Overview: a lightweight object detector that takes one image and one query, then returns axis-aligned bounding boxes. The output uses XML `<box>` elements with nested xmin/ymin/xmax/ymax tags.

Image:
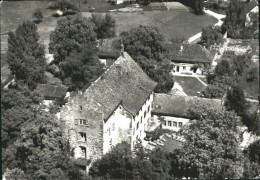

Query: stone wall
<box><xmin>60</xmin><ymin>95</ymin><xmax>103</xmax><ymax>163</ymax></box>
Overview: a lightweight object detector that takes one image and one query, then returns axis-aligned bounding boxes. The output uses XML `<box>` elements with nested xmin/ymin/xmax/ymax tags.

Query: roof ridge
<box><xmin>83</xmin><ymin>54</ymin><xmax>125</xmax><ymax>93</ymax></box>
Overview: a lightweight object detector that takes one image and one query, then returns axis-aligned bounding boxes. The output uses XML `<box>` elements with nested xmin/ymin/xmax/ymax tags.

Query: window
<box><xmin>183</xmin><ymin>66</ymin><xmax>186</xmax><ymax>70</ymax></box>
<box><xmin>75</xmin><ymin>119</ymin><xmax>89</xmax><ymax>127</ymax></box>
<box><xmin>109</xmin><ymin>138</ymin><xmax>112</xmax><ymax>146</ymax></box>
<box><xmin>179</xmin><ymin>122</ymin><xmax>183</xmax><ymax>127</ymax></box>
<box><xmin>173</xmin><ymin>122</ymin><xmax>177</xmax><ymax>127</ymax></box>
<box><xmin>79</xmin><ymin>146</ymin><xmax>86</xmax><ymax>158</ymax></box>
<box><xmin>148</xmin><ymin>105</ymin><xmax>150</xmax><ymax>112</ymax></box>
<box><xmin>141</xmin><ymin>117</ymin><xmax>143</xmax><ymax>124</ymax></box>
<box><xmin>144</xmin><ymin>111</ymin><xmax>147</xmax><ymax>118</ymax></box>
<box><xmin>168</xmin><ymin>121</ymin><xmax>172</xmax><ymax>126</ymax></box>
<box><xmin>163</xmin><ymin>120</ymin><xmax>166</xmax><ymax>126</ymax></box>
<box><xmin>78</xmin><ymin>132</ymin><xmax>86</xmax><ymax>142</ymax></box>
<box><xmin>80</xmin><ymin>105</ymin><xmax>83</xmax><ymax>110</ymax></box>
<box><xmin>137</xmin><ymin>122</ymin><xmax>139</xmax><ymax>130</ymax></box>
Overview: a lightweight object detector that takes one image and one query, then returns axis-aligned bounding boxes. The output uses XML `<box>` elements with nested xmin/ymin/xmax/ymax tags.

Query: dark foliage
<box><xmin>49</xmin><ymin>15</ymin><xmax>97</xmax><ymax>65</ymax></box>
<box><xmin>120</xmin><ymin>25</ymin><xmax>174</xmax><ymax>93</ymax></box>
<box><xmin>90</xmin><ymin>13</ymin><xmax>116</xmax><ymax>39</ymax></box>
<box><xmin>7</xmin><ymin>21</ymin><xmax>47</xmax><ymax>89</ymax></box>
<box><xmin>60</xmin><ymin>45</ymin><xmax>105</xmax><ymax>90</ymax></box>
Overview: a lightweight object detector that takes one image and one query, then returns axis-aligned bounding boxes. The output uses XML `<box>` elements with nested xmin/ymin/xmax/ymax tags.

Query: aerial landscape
<box><xmin>1</xmin><ymin>0</ymin><xmax>259</xmax><ymax>179</ymax></box>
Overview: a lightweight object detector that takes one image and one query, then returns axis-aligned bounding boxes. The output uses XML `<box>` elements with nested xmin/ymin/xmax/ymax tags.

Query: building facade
<box><xmin>152</xmin><ymin>93</ymin><xmax>222</xmax><ymax>131</ymax></box>
<box><xmin>60</xmin><ymin>52</ymin><xmax>157</xmax><ymax>170</ymax></box>
<box><xmin>164</xmin><ymin>43</ymin><xmax>214</xmax><ymax>75</ymax></box>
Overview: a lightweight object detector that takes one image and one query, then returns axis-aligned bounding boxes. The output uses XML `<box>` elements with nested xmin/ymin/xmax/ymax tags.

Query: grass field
<box><xmin>1</xmin><ymin>1</ymin><xmax>60</xmax><ymax>54</ymax></box>
<box><xmin>111</xmin><ymin>10</ymin><xmax>217</xmax><ymax>40</ymax></box>
<box><xmin>172</xmin><ymin>76</ymin><xmax>207</xmax><ymax>96</ymax></box>
<box><xmin>1</xmin><ymin>1</ymin><xmax>217</xmax><ymax>55</ymax></box>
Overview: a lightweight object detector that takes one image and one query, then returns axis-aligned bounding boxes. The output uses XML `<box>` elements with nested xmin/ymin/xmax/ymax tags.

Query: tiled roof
<box><xmin>245</xmin><ymin>0</ymin><xmax>258</xmax><ymax>13</ymax></box>
<box><xmin>97</xmin><ymin>37</ymin><xmax>121</xmax><ymax>59</ymax></box>
<box><xmin>152</xmin><ymin>93</ymin><xmax>222</xmax><ymax>118</ymax></box>
<box><xmin>164</xmin><ymin>42</ymin><xmax>213</xmax><ymax>63</ymax></box>
<box><xmin>36</xmin><ymin>84</ymin><xmax>68</xmax><ymax>100</ymax></box>
<box><xmin>73</xmin><ymin>52</ymin><xmax>157</xmax><ymax>122</ymax></box>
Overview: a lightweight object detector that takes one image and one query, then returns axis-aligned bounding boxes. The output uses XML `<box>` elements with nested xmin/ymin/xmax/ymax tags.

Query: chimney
<box><xmin>121</xmin><ymin>38</ymin><xmax>124</xmax><ymax>57</ymax></box>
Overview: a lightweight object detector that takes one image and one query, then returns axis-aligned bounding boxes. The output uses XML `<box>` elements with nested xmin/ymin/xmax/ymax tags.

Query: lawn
<box><xmin>1</xmin><ymin>1</ymin><xmax>60</xmax><ymax>55</ymax></box>
<box><xmin>172</xmin><ymin>75</ymin><xmax>207</xmax><ymax>96</ymax></box>
<box><xmin>111</xmin><ymin>9</ymin><xmax>217</xmax><ymax>40</ymax></box>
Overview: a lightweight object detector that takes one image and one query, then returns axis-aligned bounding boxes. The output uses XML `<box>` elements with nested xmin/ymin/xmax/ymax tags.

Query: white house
<box><xmin>164</xmin><ymin>43</ymin><xmax>214</xmax><ymax>75</ymax></box>
<box><xmin>60</xmin><ymin>52</ymin><xmax>157</xmax><ymax>171</ymax></box>
<box><xmin>151</xmin><ymin>94</ymin><xmax>222</xmax><ymax>131</ymax></box>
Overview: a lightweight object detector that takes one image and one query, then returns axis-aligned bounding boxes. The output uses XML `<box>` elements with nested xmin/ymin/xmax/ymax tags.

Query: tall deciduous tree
<box><xmin>60</xmin><ymin>45</ymin><xmax>104</xmax><ymax>90</ymax></box>
<box><xmin>49</xmin><ymin>15</ymin><xmax>97</xmax><ymax>65</ymax></box>
<box><xmin>7</xmin><ymin>21</ymin><xmax>46</xmax><ymax>89</ymax></box>
<box><xmin>178</xmin><ymin>100</ymin><xmax>245</xmax><ymax>179</ymax></box>
<box><xmin>120</xmin><ymin>26</ymin><xmax>174</xmax><ymax>93</ymax></box>
<box><xmin>90</xmin><ymin>13</ymin><xmax>116</xmax><ymax>39</ymax></box>
<box><xmin>201</xmin><ymin>26</ymin><xmax>223</xmax><ymax>48</ymax></box>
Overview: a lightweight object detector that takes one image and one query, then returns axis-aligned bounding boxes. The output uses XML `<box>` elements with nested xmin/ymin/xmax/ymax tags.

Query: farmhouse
<box><xmin>151</xmin><ymin>93</ymin><xmax>222</xmax><ymax>131</ymax></box>
<box><xmin>36</xmin><ymin>84</ymin><xmax>68</xmax><ymax>106</ymax></box>
<box><xmin>60</xmin><ymin>51</ymin><xmax>157</xmax><ymax>170</ymax></box>
<box><xmin>97</xmin><ymin>37</ymin><xmax>121</xmax><ymax>66</ymax></box>
<box><xmin>164</xmin><ymin>43</ymin><xmax>214</xmax><ymax>75</ymax></box>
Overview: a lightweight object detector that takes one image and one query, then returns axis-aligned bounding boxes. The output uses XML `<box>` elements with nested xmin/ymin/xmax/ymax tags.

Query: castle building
<box><xmin>60</xmin><ymin>52</ymin><xmax>157</xmax><ymax>170</ymax></box>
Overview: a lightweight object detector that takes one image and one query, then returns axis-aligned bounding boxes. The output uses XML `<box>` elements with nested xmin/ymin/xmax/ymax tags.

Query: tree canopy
<box><xmin>120</xmin><ymin>25</ymin><xmax>174</xmax><ymax>93</ymax></box>
<box><xmin>221</xmin><ymin>0</ymin><xmax>258</xmax><ymax>39</ymax></box>
<box><xmin>90</xmin><ymin>13</ymin><xmax>116</xmax><ymax>39</ymax></box>
<box><xmin>201</xmin><ymin>26</ymin><xmax>223</xmax><ymax>48</ymax></box>
<box><xmin>7</xmin><ymin>20</ymin><xmax>46</xmax><ymax>89</ymax></box>
<box><xmin>2</xmin><ymin>84</ymin><xmax>84</xmax><ymax>180</ymax></box>
<box><xmin>49</xmin><ymin>15</ymin><xmax>97</xmax><ymax>64</ymax></box>
<box><xmin>177</xmin><ymin>100</ymin><xmax>245</xmax><ymax>179</ymax></box>
<box><xmin>60</xmin><ymin>45</ymin><xmax>104</xmax><ymax>90</ymax></box>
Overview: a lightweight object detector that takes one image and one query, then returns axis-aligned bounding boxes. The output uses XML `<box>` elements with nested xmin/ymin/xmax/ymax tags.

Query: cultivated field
<box><xmin>1</xmin><ymin>1</ymin><xmax>217</xmax><ymax>55</ymax></box>
<box><xmin>110</xmin><ymin>10</ymin><xmax>216</xmax><ymax>40</ymax></box>
<box><xmin>1</xmin><ymin>1</ymin><xmax>59</xmax><ymax>55</ymax></box>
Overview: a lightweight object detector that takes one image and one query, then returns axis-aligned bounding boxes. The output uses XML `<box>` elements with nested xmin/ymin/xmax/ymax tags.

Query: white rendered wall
<box><xmin>103</xmin><ymin>105</ymin><xmax>132</xmax><ymax>154</ymax></box>
<box><xmin>153</xmin><ymin>115</ymin><xmax>189</xmax><ymax>132</ymax></box>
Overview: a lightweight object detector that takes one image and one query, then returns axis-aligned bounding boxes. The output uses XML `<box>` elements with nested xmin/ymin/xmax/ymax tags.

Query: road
<box><xmin>188</xmin><ymin>9</ymin><xmax>226</xmax><ymax>43</ymax></box>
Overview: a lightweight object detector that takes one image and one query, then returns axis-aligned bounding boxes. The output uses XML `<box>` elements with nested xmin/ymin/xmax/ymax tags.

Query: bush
<box><xmin>63</xmin><ymin>10</ymin><xmax>78</xmax><ymax>16</ymax></box>
<box><xmin>48</xmin><ymin>1</ymin><xmax>78</xmax><ymax>11</ymax></box>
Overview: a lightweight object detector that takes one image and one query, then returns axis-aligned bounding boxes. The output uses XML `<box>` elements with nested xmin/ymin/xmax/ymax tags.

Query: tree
<box><xmin>49</xmin><ymin>15</ymin><xmax>97</xmax><ymax>65</ymax></box>
<box><xmin>201</xmin><ymin>26</ymin><xmax>223</xmax><ymax>48</ymax></box>
<box><xmin>90</xmin><ymin>13</ymin><xmax>116</xmax><ymax>39</ymax></box>
<box><xmin>247</xmin><ymin>140</ymin><xmax>260</xmax><ymax>165</ymax></box>
<box><xmin>225</xmin><ymin>84</ymin><xmax>248</xmax><ymax>117</ymax></box>
<box><xmin>32</xmin><ymin>8</ymin><xmax>43</xmax><ymax>24</ymax></box>
<box><xmin>1</xmin><ymin>84</ymin><xmax>43</xmax><ymax>149</ymax></box>
<box><xmin>7</xmin><ymin>21</ymin><xmax>46</xmax><ymax>89</ymax></box>
<box><xmin>177</xmin><ymin>100</ymin><xmax>245</xmax><ymax>179</ymax></box>
<box><xmin>120</xmin><ymin>26</ymin><xmax>174</xmax><ymax>93</ymax></box>
<box><xmin>60</xmin><ymin>45</ymin><xmax>104</xmax><ymax>90</ymax></box>
<box><xmin>193</xmin><ymin>0</ymin><xmax>204</xmax><ymax>15</ymax></box>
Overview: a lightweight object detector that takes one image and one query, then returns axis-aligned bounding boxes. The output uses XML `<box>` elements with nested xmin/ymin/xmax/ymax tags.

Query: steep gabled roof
<box><xmin>164</xmin><ymin>42</ymin><xmax>213</xmax><ymax>63</ymax></box>
<box><xmin>77</xmin><ymin>52</ymin><xmax>157</xmax><ymax>122</ymax></box>
<box><xmin>152</xmin><ymin>93</ymin><xmax>222</xmax><ymax>118</ymax></box>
